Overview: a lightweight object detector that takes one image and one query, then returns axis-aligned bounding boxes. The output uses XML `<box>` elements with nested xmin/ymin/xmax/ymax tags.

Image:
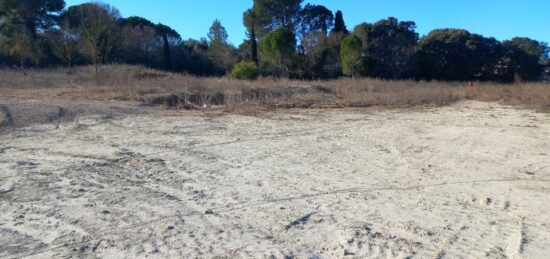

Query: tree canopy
<box><xmin>0</xmin><ymin>0</ymin><xmax>65</xmax><ymax>36</ymax></box>
<box><xmin>0</xmin><ymin>0</ymin><xmax>548</xmax><ymax>82</ymax></box>
<box><xmin>259</xmin><ymin>27</ymin><xmax>296</xmax><ymax>76</ymax></box>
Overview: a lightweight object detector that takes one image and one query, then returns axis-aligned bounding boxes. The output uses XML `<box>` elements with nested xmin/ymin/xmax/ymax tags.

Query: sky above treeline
<box><xmin>65</xmin><ymin>0</ymin><xmax>550</xmax><ymax>45</ymax></box>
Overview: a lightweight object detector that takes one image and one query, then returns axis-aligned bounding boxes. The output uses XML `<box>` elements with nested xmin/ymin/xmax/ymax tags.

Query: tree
<box><xmin>176</xmin><ymin>38</ymin><xmax>219</xmax><ymax>76</ymax></box>
<box><xmin>251</xmin><ymin>0</ymin><xmax>303</xmax><ymax>34</ymax></box>
<box><xmin>208</xmin><ymin>19</ymin><xmax>228</xmax><ymax>44</ymax></box>
<box><xmin>419</xmin><ymin>29</ymin><xmax>505</xmax><ymax>81</ymax></box>
<box><xmin>62</xmin><ymin>3</ymin><xmax>121</xmax><ymax>71</ymax></box>
<box><xmin>117</xmin><ymin>17</ymin><xmax>180</xmax><ymax>70</ymax></box>
<box><xmin>118</xmin><ymin>16</ymin><xmax>161</xmax><ymax>67</ymax></box>
<box><xmin>293</xmin><ymin>4</ymin><xmax>334</xmax><ymax>78</ymax></box>
<box><xmin>48</xmin><ymin>20</ymin><xmax>79</xmax><ymax>72</ymax></box>
<box><xmin>207</xmin><ymin>20</ymin><xmax>238</xmax><ymax>73</ymax></box>
<box><xmin>8</xmin><ymin>25</ymin><xmax>33</xmax><ymax>70</ymax></box>
<box><xmin>500</xmin><ymin>38</ymin><xmax>549</xmax><ymax>81</ymax></box>
<box><xmin>340</xmin><ymin>34</ymin><xmax>373</xmax><ymax>77</ymax></box>
<box><xmin>298</xmin><ymin>4</ymin><xmax>334</xmax><ymax>38</ymax></box>
<box><xmin>0</xmin><ymin>0</ymin><xmax>65</xmax><ymax>67</ymax></box>
<box><xmin>156</xmin><ymin>23</ymin><xmax>181</xmax><ymax>70</ymax></box>
<box><xmin>243</xmin><ymin>9</ymin><xmax>259</xmax><ymax>65</ymax></box>
<box><xmin>0</xmin><ymin>0</ymin><xmax>65</xmax><ymax>39</ymax></box>
<box><xmin>258</xmin><ymin>27</ymin><xmax>296</xmax><ymax>77</ymax></box>
<box><xmin>331</xmin><ymin>10</ymin><xmax>348</xmax><ymax>34</ymax></box>
<box><xmin>466</xmin><ymin>34</ymin><xmax>503</xmax><ymax>81</ymax></box>
<box><xmin>357</xmin><ymin>17</ymin><xmax>419</xmax><ymax>79</ymax></box>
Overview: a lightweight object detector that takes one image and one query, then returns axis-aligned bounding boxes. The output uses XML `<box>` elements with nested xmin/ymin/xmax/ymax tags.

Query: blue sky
<box><xmin>65</xmin><ymin>0</ymin><xmax>549</xmax><ymax>45</ymax></box>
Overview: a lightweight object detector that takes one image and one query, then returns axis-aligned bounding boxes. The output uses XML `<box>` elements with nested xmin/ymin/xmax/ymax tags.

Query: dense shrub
<box><xmin>230</xmin><ymin>61</ymin><xmax>260</xmax><ymax>80</ymax></box>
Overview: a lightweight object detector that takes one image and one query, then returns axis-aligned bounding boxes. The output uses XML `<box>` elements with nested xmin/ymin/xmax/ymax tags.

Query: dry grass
<box><xmin>1</xmin><ymin>65</ymin><xmax>549</xmax><ymax>112</ymax></box>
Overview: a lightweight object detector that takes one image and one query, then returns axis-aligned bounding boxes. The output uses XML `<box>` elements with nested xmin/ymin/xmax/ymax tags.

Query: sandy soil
<box><xmin>1</xmin><ymin>101</ymin><xmax>549</xmax><ymax>258</ymax></box>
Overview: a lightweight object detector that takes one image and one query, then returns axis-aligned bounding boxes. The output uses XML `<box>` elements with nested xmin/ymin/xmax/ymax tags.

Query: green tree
<box><xmin>207</xmin><ymin>19</ymin><xmax>238</xmax><ymax>73</ymax></box>
<box><xmin>340</xmin><ymin>35</ymin><xmax>362</xmax><ymax>77</ymax></box>
<box><xmin>9</xmin><ymin>25</ymin><xmax>33</xmax><ymax>70</ymax></box>
<box><xmin>0</xmin><ymin>0</ymin><xmax>65</xmax><ymax>38</ymax></box>
<box><xmin>298</xmin><ymin>4</ymin><xmax>334</xmax><ymax>38</ymax></box>
<box><xmin>0</xmin><ymin>0</ymin><xmax>65</xmax><ymax>67</ymax></box>
<box><xmin>258</xmin><ymin>27</ymin><xmax>296</xmax><ymax>77</ymax></box>
<box><xmin>62</xmin><ymin>3</ymin><xmax>121</xmax><ymax>71</ymax></box>
<box><xmin>357</xmin><ymin>17</ymin><xmax>419</xmax><ymax>79</ymax></box>
<box><xmin>47</xmin><ymin>20</ymin><xmax>79</xmax><ymax>72</ymax></box>
<box><xmin>156</xmin><ymin>23</ymin><xmax>181</xmax><ymax>70</ymax></box>
<box><xmin>419</xmin><ymin>29</ymin><xmax>504</xmax><ymax>81</ymax></box>
<box><xmin>295</xmin><ymin>4</ymin><xmax>334</xmax><ymax>78</ymax></box>
<box><xmin>500</xmin><ymin>38</ymin><xmax>549</xmax><ymax>81</ymax></box>
<box><xmin>251</xmin><ymin>0</ymin><xmax>303</xmax><ymax>33</ymax></box>
<box><xmin>118</xmin><ymin>16</ymin><xmax>159</xmax><ymax>66</ymax></box>
<box><xmin>243</xmin><ymin>9</ymin><xmax>259</xmax><ymax>65</ymax></box>
<box><xmin>117</xmin><ymin>17</ymin><xmax>180</xmax><ymax>70</ymax></box>
<box><xmin>331</xmin><ymin>10</ymin><xmax>348</xmax><ymax>34</ymax></box>
<box><xmin>208</xmin><ymin>19</ymin><xmax>228</xmax><ymax>44</ymax></box>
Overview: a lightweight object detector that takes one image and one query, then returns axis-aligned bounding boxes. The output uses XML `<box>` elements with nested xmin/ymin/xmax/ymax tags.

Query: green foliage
<box><xmin>340</xmin><ymin>35</ymin><xmax>362</xmax><ymax>76</ymax></box>
<box><xmin>252</xmin><ymin>0</ymin><xmax>303</xmax><ymax>33</ymax></box>
<box><xmin>0</xmin><ymin>0</ymin><xmax>547</xmax><ymax>82</ymax></box>
<box><xmin>207</xmin><ymin>20</ymin><xmax>238</xmax><ymax>73</ymax></box>
<box><xmin>259</xmin><ymin>27</ymin><xmax>296</xmax><ymax>77</ymax></box>
<box><xmin>0</xmin><ymin>0</ymin><xmax>65</xmax><ymax>36</ymax></box>
<box><xmin>8</xmin><ymin>26</ymin><xmax>34</xmax><ymax>67</ymax></box>
<box><xmin>353</xmin><ymin>17</ymin><xmax>418</xmax><ymax>79</ymax></box>
<box><xmin>419</xmin><ymin>29</ymin><xmax>508</xmax><ymax>81</ymax></box>
<box><xmin>243</xmin><ymin>9</ymin><xmax>259</xmax><ymax>64</ymax></box>
<box><xmin>208</xmin><ymin>19</ymin><xmax>228</xmax><ymax>44</ymax></box>
<box><xmin>419</xmin><ymin>29</ymin><xmax>473</xmax><ymax>81</ymax></box>
<box><xmin>331</xmin><ymin>10</ymin><xmax>348</xmax><ymax>34</ymax></box>
<box><xmin>500</xmin><ymin>38</ymin><xmax>549</xmax><ymax>81</ymax></box>
<box><xmin>62</xmin><ymin>3</ymin><xmax>121</xmax><ymax>69</ymax></box>
<box><xmin>298</xmin><ymin>4</ymin><xmax>334</xmax><ymax>36</ymax></box>
<box><xmin>230</xmin><ymin>61</ymin><xmax>260</xmax><ymax>80</ymax></box>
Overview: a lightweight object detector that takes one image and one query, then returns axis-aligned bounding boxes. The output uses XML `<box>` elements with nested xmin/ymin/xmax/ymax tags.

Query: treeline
<box><xmin>0</xmin><ymin>0</ymin><xmax>548</xmax><ymax>82</ymax></box>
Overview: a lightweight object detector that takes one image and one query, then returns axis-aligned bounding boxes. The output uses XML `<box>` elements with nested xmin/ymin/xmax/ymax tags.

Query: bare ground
<box><xmin>0</xmin><ymin>101</ymin><xmax>549</xmax><ymax>258</ymax></box>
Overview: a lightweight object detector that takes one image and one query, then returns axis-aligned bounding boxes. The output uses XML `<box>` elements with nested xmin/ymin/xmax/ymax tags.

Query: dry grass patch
<box><xmin>1</xmin><ymin>65</ymin><xmax>549</xmax><ymax>112</ymax></box>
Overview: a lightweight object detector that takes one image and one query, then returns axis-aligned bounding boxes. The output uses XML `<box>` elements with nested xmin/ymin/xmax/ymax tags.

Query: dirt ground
<box><xmin>1</xmin><ymin>100</ymin><xmax>549</xmax><ymax>258</ymax></box>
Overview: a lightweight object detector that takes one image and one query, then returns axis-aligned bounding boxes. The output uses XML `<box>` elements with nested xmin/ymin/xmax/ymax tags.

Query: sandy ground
<box><xmin>1</xmin><ymin>101</ymin><xmax>549</xmax><ymax>258</ymax></box>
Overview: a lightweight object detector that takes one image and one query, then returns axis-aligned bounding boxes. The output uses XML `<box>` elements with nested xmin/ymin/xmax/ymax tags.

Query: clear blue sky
<box><xmin>65</xmin><ymin>0</ymin><xmax>549</xmax><ymax>45</ymax></box>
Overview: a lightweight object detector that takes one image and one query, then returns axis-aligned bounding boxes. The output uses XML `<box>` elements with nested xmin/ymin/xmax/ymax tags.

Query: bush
<box><xmin>230</xmin><ymin>61</ymin><xmax>260</xmax><ymax>80</ymax></box>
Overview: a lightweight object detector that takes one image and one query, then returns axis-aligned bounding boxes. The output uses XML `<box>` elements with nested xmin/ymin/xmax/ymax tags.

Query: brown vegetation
<box><xmin>1</xmin><ymin>65</ymin><xmax>549</xmax><ymax>112</ymax></box>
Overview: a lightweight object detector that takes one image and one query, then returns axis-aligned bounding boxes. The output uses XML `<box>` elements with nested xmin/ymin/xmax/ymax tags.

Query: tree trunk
<box><xmin>250</xmin><ymin>25</ymin><xmax>259</xmax><ymax>66</ymax></box>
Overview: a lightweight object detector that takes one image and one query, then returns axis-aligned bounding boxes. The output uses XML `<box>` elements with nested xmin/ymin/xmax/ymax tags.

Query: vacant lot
<box><xmin>1</xmin><ymin>100</ymin><xmax>549</xmax><ymax>258</ymax></box>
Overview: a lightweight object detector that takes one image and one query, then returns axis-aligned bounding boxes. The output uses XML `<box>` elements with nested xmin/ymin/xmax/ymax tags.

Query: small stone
<box><xmin>167</xmin><ymin>225</ymin><xmax>175</xmax><ymax>230</ymax></box>
<box><xmin>204</xmin><ymin>209</ymin><xmax>214</xmax><ymax>215</ymax></box>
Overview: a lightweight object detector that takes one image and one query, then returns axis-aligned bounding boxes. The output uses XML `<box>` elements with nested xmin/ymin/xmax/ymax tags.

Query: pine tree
<box><xmin>332</xmin><ymin>10</ymin><xmax>348</xmax><ymax>34</ymax></box>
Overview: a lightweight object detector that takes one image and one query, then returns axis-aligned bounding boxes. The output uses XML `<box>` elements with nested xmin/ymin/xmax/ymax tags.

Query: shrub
<box><xmin>230</xmin><ymin>61</ymin><xmax>260</xmax><ymax>80</ymax></box>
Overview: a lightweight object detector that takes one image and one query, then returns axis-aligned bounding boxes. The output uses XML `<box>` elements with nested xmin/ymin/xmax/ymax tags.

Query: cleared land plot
<box><xmin>1</xmin><ymin>101</ymin><xmax>549</xmax><ymax>258</ymax></box>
